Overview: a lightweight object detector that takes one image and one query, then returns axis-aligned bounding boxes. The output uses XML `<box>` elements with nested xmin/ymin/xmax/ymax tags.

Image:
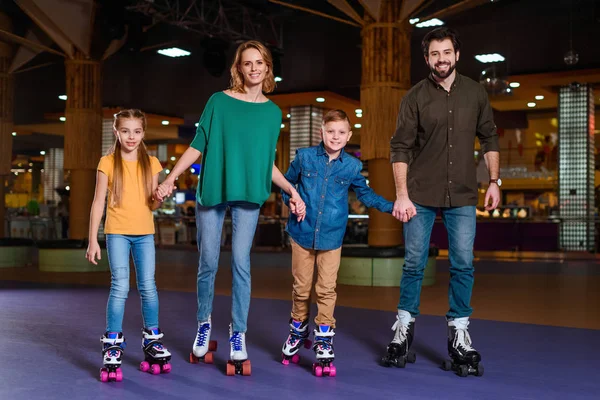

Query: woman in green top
<box><xmin>156</xmin><ymin>40</ymin><xmax>305</xmax><ymax>371</ymax></box>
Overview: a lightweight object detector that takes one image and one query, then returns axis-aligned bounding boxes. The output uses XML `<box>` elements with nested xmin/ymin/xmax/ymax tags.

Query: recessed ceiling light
<box><xmin>509</xmin><ymin>82</ymin><xmax>520</xmax><ymax>88</ymax></box>
<box><xmin>58</xmin><ymin>95</ymin><xmax>67</xmax><ymax>100</ymax></box>
<box><xmin>535</xmin><ymin>95</ymin><xmax>544</xmax><ymax>100</ymax></box>
<box><xmin>355</xmin><ymin>109</ymin><xmax>363</xmax><ymax>114</ymax></box>
<box><xmin>527</xmin><ymin>102</ymin><xmax>536</xmax><ymax>108</ymax></box>
<box><xmin>157</xmin><ymin>47</ymin><xmax>191</xmax><ymax>57</ymax></box>
<box><xmin>281</xmin><ymin>123</ymin><xmax>285</xmax><ymax>129</ymax></box>
<box><xmin>59</xmin><ymin>117</ymin><xmax>66</xmax><ymax>122</ymax></box>
<box><xmin>409</xmin><ymin>18</ymin><xmax>420</xmax><ymax>25</ymax></box>
<box><xmin>316</xmin><ymin>97</ymin><xmax>325</xmax><ymax>103</ymax></box>
<box><xmin>354</xmin><ymin>124</ymin><xmax>362</xmax><ymax>128</ymax></box>
<box><xmin>475</xmin><ymin>53</ymin><xmax>505</xmax><ymax>63</ymax></box>
<box><xmin>40</xmin><ymin>151</ymin><xmax>46</xmax><ymax>155</ymax></box>
<box><xmin>12</xmin><ymin>132</ymin><xmax>16</xmax><ymax>136</ymax></box>
<box><xmin>162</xmin><ymin>120</ymin><xmax>169</xmax><ymax>125</ymax></box>
<box><xmin>274</xmin><ymin>76</ymin><xmax>283</xmax><ymax>82</ymax></box>
<box><xmin>415</xmin><ymin>18</ymin><xmax>444</xmax><ymax>28</ymax></box>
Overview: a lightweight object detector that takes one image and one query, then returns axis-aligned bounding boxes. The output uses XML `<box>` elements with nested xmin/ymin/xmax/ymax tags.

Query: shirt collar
<box><xmin>318</xmin><ymin>141</ymin><xmax>345</xmax><ymax>162</ymax></box>
<box><xmin>428</xmin><ymin>71</ymin><xmax>461</xmax><ymax>92</ymax></box>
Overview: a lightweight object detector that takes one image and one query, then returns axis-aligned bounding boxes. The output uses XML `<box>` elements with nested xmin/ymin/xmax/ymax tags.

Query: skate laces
<box><xmin>196</xmin><ymin>322</ymin><xmax>210</xmax><ymax>347</ymax></box>
<box><xmin>316</xmin><ymin>336</ymin><xmax>332</xmax><ymax>351</ymax></box>
<box><xmin>391</xmin><ymin>319</ymin><xmax>409</xmax><ymax>344</ymax></box>
<box><xmin>453</xmin><ymin>327</ymin><xmax>475</xmax><ymax>352</ymax></box>
<box><xmin>230</xmin><ymin>332</ymin><xmax>243</xmax><ymax>352</ymax></box>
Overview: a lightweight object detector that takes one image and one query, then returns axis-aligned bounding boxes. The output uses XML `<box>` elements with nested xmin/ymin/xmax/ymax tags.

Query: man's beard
<box><xmin>430</xmin><ymin>61</ymin><xmax>456</xmax><ymax>79</ymax></box>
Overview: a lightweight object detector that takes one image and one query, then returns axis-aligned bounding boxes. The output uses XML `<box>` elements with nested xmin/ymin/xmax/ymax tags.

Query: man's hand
<box><xmin>392</xmin><ymin>195</ymin><xmax>417</xmax><ymax>223</ymax></box>
<box><xmin>484</xmin><ymin>183</ymin><xmax>500</xmax><ymax>211</ymax></box>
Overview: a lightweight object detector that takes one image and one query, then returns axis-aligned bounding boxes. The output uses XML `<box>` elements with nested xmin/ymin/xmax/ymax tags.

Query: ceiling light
<box><xmin>355</xmin><ymin>109</ymin><xmax>363</xmax><ymax>114</ymax></box>
<box><xmin>415</xmin><ymin>18</ymin><xmax>444</xmax><ymax>28</ymax></box>
<box><xmin>40</xmin><ymin>151</ymin><xmax>46</xmax><ymax>155</ymax></box>
<box><xmin>274</xmin><ymin>76</ymin><xmax>283</xmax><ymax>82</ymax></box>
<box><xmin>354</xmin><ymin>124</ymin><xmax>362</xmax><ymax>128</ymax></box>
<box><xmin>157</xmin><ymin>47</ymin><xmax>191</xmax><ymax>58</ymax></box>
<box><xmin>195</xmin><ymin>123</ymin><xmax>199</xmax><ymax>127</ymax></box>
<box><xmin>170</xmin><ymin>156</ymin><xmax>176</xmax><ymax>161</ymax></box>
<box><xmin>281</xmin><ymin>123</ymin><xmax>285</xmax><ymax>128</ymax></box>
<box><xmin>316</xmin><ymin>97</ymin><xmax>325</xmax><ymax>103</ymax></box>
<box><xmin>162</xmin><ymin>120</ymin><xmax>169</xmax><ymax>125</ymax></box>
<box><xmin>509</xmin><ymin>82</ymin><xmax>520</xmax><ymax>88</ymax></box>
<box><xmin>475</xmin><ymin>53</ymin><xmax>505</xmax><ymax>63</ymax></box>
<box><xmin>12</xmin><ymin>132</ymin><xmax>16</xmax><ymax>136</ymax></box>
<box><xmin>409</xmin><ymin>18</ymin><xmax>420</xmax><ymax>25</ymax></box>
<box><xmin>58</xmin><ymin>95</ymin><xmax>67</xmax><ymax>100</ymax></box>
<box><xmin>535</xmin><ymin>95</ymin><xmax>544</xmax><ymax>100</ymax></box>
<box><xmin>527</xmin><ymin>102</ymin><xmax>536</xmax><ymax>108</ymax></box>
<box><xmin>286</xmin><ymin>113</ymin><xmax>291</xmax><ymax>118</ymax></box>
<box><xmin>59</xmin><ymin>117</ymin><xmax>66</xmax><ymax>122</ymax></box>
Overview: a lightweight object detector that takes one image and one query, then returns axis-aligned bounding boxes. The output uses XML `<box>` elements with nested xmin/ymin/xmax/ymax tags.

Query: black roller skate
<box><xmin>281</xmin><ymin>319</ymin><xmax>312</xmax><ymax>365</ymax></box>
<box><xmin>381</xmin><ymin>310</ymin><xmax>416</xmax><ymax>368</ymax></box>
<box><xmin>226</xmin><ymin>324</ymin><xmax>251</xmax><ymax>376</ymax></box>
<box><xmin>312</xmin><ymin>325</ymin><xmax>336</xmax><ymax>377</ymax></box>
<box><xmin>441</xmin><ymin>317</ymin><xmax>484</xmax><ymax>377</ymax></box>
<box><xmin>100</xmin><ymin>332</ymin><xmax>125</xmax><ymax>382</ymax></box>
<box><xmin>139</xmin><ymin>328</ymin><xmax>172</xmax><ymax>375</ymax></box>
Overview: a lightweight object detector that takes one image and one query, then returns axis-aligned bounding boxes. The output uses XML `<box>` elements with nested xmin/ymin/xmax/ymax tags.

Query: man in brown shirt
<box><xmin>381</xmin><ymin>27</ymin><xmax>500</xmax><ymax>376</ymax></box>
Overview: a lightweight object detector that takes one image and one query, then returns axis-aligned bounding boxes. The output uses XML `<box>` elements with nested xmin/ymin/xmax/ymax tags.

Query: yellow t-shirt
<box><xmin>98</xmin><ymin>154</ymin><xmax>163</xmax><ymax>235</ymax></box>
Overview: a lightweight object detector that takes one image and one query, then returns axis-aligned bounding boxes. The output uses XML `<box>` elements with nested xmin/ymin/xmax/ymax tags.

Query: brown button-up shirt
<box><xmin>390</xmin><ymin>73</ymin><xmax>499</xmax><ymax>207</ymax></box>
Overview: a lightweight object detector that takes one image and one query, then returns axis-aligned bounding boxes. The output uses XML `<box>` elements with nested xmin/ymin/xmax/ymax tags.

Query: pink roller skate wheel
<box><xmin>291</xmin><ymin>354</ymin><xmax>300</xmax><ymax>364</ymax></box>
<box><xmin>150</xmin><ymin>364</ymin><xmax>161</xmax><ymax>375</ymax></box>
<box><xmin>323</xmin><ymin>366</ymin><xmax>330</xmax><ymax>375</ymax></box>
<box><xmin>162</xmin><ymin>364</ymin><xmax>172</xmax><ymax>373</ymax></box>
<box><xmin>108</xmin><ymin>371</ymin><xmax>116</xmax><ymax>381</ymax></box>
<box><xmin>329</xmin><ymin>365</ymin><xmax>337</xmax><ymax>377</ymax></box>
<box><xmin>281</xmin><ymin>356</ymin><xmax>290</xmax><ymax>366</ymax></box>
<box><xmin>314</xmin><ymin>364</ymin><xmax>323</xmax><ymax>377</ymax></box>
<box><xmin>100</xmin><ymin>369</ymin><xmax>109</xmax><ymax>382</ymax></box>
<box><xmin>140</xmin><ymin>361</ymin><xmax>150</xmax><ymax>372</ymax></box>
<box><xmin>115</xmin><ymin>368</ymin><xmax>123</xmax><ymax>382</ymax></box>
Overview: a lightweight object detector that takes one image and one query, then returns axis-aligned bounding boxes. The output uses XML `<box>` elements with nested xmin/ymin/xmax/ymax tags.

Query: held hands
<box><xmin>289</xmin><ymin>188</ymin><xmax>306</xmax><ymax>222</ymax></box>
<box><xmin>392</xmin><ymin>195</ymin><xmax>417</xmax><ymax>223</ymax></box>
<box><xmin>85</xmin><ymin>241</ymin><xmax>101</xmax><ymax>265</ymax></box>
<box><xmin>155</xmin><ymin>179</ymin><xmax>176</xmax><ymax>202</ymax></box>
<box><xmin>484</xmin><ymin>183</ymin><xmax>500</xmax><ymax>211</ymax></box>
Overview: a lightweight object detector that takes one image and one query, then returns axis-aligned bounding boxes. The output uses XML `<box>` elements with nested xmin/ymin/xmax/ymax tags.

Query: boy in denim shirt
<box><xmin>280</xmin><ymin>109</ymin><xmax>393</xmax><ymax>376</ymax></box>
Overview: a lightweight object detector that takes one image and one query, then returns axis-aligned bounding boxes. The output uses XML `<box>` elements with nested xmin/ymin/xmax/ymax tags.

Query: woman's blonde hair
<box><xmin>107</xmin><ymin>109</ymin><xmax>153</xmax><ymax>208</ymax></box>
<box><xmin>229</xmin><ymin>40</ymin><xmax>276</xmax><ymax>94</ymax></box>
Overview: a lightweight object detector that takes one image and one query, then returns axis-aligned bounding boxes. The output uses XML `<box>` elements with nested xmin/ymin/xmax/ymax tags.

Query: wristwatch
<box><xmin>489</xmin><ymin>178</ymin><xmax>502</xmax><ymax>187</ymax></box>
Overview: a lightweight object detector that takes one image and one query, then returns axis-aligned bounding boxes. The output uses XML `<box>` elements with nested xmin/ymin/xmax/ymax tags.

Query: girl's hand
<box><xmin>86</xmin><ymin>241</ymin><xmax>101</xmax><ymax>265</ymax></box>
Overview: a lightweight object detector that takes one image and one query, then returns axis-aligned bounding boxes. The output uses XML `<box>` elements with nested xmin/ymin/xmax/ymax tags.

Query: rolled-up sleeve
<box><xmin>476</xmin><ymin>87</ymin><xmax>500</xmax><ymax>154</ymax></box>
<box><xmin>390</xmin><ymin>92</ymin><xmax>418</xmax><ymax>164</ymax></box>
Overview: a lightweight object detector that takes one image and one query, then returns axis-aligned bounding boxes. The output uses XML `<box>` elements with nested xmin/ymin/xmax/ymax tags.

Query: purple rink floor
<box><xmin>0</xmin><ymin>282</ymin><xmax>598</xmax><ymax>400</ymax></box>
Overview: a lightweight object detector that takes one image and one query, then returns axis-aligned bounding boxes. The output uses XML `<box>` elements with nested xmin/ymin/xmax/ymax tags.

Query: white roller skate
<box><xmin>190</xmin><ymin>316</ymin><xmax>218</xmax><ymax>364</ymax></box>
<box><xmin>281</xmin><ymin>318</ymin><xmax>312</xmax><ymax>365</ymax></box>
<box><xmin>226</xmin><ymin>324</ymin><xmax>251</xmax><ymax>376</ymax></box>
<box><xmin>312</xmin><ymin>325</ymin><xmax>336</xmax><ymax>377</ymax></box>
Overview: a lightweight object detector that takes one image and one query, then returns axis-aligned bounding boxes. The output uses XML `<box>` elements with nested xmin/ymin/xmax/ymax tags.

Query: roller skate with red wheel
<box><xmin>226</xmin><ymin>324</ymin><xmax>251</xmax><ymax>376</ymax></box>
<box><xmin>312</xmin><ymin>325</ymin><xmax>336</xmax><ymax>377</ymax></box>
<box><xmin>281</xmin><ymin>318</ymin><xmax>312</xmax><ymax>365</ymax></box>
<box><xmin>190</xmin><ymin>316</ymin><xmax>218</xmax><ymax>364</ymax></box>
<box><xmin>139</xmin><ymin>328</ymin><xmax>172</xmax><ymax>375</ymax></box>
<box><xmin>381</xmin><ymin>310</ymin><xmax>416</xmax><ymax>368</ymax></box>
<box><xmin>100</xmin><ymin>332</ymin><xmax>125</xmax><ymax>383</ymax></box>
<box><xmin>442</xmin><ymin>317</ymin><xmax>484</xmax><ymax>377</ymax></box>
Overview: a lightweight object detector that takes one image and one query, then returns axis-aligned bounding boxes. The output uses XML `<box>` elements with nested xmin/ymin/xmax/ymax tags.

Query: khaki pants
<box><xmin>290</xmin><ymin>238</ymin><xmax>342</xmax><ymax>328</ymax></box>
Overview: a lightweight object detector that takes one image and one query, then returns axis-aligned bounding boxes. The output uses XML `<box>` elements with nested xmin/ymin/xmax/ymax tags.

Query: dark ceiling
<box><xmin>4</xmin><ymin>0</ymin><xmax>600</xmax><ymax>127</ymax></box>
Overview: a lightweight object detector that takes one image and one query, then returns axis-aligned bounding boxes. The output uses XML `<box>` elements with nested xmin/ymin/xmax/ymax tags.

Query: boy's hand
<box><xmin>393</xmin><ymin>195</ymin><xmax>416</xmax><ymax>223</ymax></box>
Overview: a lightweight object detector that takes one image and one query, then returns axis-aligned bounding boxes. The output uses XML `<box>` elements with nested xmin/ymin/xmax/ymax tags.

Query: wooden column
<box><xmin>0</xmin><ymin>12</ymin><xmax>14</xmax><ymax>238</ymax></box>
<box><xmin>64</xmin><ymin>51</ymin><xmax>102</xmax><ymax>239</ymax></box>
<box><xmin>360</xmin><ymin>1</ymin><xmax>412</xmax><ymax>247</ymax></box>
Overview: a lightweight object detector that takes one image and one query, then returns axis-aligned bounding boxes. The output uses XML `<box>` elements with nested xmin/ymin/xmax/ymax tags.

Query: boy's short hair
<box><xmin>322</xmin><ymin>109</ymin><xmax>351</xmax><ymax>129</ymax></box>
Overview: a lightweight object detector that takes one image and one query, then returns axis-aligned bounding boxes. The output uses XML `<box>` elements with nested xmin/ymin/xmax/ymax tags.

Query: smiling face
<box><xmin>425</xmin><ymin>38</ymin><xmax>460</xmax><ymax>80</ymax></box>
<box><xmin>115</xmin><ymin>118</ymin><xmax>144</xmax><ymax>154</ymax></box>
<box><xmin>321</xmin><ymin>119</ymin><xmax>352</xmax><ymax>158</ymax></box>
<box><xmin>238</xmin><ymin>47</ymin><xmax>268</xmax><ymax>89</ymax></box>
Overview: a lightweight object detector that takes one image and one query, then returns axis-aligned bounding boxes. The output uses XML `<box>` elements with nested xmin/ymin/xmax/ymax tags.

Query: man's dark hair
<box><xmin>421</xmin><ymin>27</ymin><xmax>461</xmax><ymax>57</ymax></box>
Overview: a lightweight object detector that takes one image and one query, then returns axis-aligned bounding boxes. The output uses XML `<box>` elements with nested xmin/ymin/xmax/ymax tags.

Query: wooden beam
<box><xmin>358</xmin><ymin>0</ymin><xmax>382</xmax><ymax>21</ymax></box>
<box><xmin>0</xmin><ymin>29</ymin><xmax>65</xmax><ymax>57</ymax></box>
<box><xmin>268</xmin><ymin>0</ymin><xmax>362</xmax><ymax>28</ymax></box>
<box><xmin>399</xmin><ymin>0</ymin><xmax>429</xmax><ymax>23</ymax></box>
<box><xmin>418</xmin><ymin>0</ymin><xmax>489</xmax><ymax>23</ymax></box>
<box><xmin>327</xmin><ymin>0</ymin><xmax>364</xmax><ymax>25</ymax></box>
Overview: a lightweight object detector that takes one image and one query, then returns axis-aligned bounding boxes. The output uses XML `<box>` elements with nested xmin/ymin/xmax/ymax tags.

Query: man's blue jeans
<box><xmin>399</xmin><ymin>203</ymin><xmax>476</xmax><ymax>319</ymax></box>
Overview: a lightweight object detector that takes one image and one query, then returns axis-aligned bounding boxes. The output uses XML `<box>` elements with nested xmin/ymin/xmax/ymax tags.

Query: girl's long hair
<box><xmin>107</xmin><ymin>109</ymin><xmax>153</xmax><ymax>208</ymax></box>
<box><xmin>229</xmin><ymin>40</ymin><xmax>276</xmax><ymax>94</ymax></box>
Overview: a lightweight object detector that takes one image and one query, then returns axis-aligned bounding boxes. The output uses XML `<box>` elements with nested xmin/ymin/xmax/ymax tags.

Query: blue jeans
<box><xmin>196</xmin><ymin>201</ymin><xmax>260</xmax><ymax>332</ymax></box>
<box><xmin>399</xmin><ymin>203</ymin><xmax>476</xmax><ymax>319</ymax></box>
<box><xmin>105</xmin><ymin>234</ymin><xmax>158</xmax><ymax>332</ymax></box>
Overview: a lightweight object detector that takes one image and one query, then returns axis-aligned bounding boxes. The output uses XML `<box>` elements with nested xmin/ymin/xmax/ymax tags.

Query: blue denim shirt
<box><xmin>282</xmin><ymin>143</ymin><xmax>393</xmax><ymax>250</ymax></box>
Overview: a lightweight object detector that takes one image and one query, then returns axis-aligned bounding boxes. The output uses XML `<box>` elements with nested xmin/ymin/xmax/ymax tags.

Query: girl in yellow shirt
<box><xmin>86</xmin><ymin>109</ymin><xmax>171</xmax><ymax>382</ymax></box>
